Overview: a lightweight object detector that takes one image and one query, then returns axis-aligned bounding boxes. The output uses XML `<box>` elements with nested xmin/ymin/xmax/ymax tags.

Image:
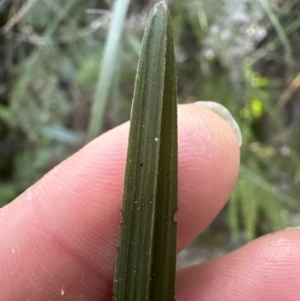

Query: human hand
<box><xmin>1</xmin><ymin>104</ymin><xmax>299</xmax><ymax>300</ymax></box>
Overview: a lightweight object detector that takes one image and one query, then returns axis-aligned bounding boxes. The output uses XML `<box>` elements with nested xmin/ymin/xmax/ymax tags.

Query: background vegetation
<box><xmin>0</xmin><ymin>0</ymin><xmax>299</xmax><ymax>263</ymax></box>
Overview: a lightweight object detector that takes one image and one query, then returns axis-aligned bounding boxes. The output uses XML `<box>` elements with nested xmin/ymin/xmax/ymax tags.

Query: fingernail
<box><xmin>285</xmin><ymin>226</ymin><xmax>300</xmax><ymax>230</ymax></box>
<box><xmin>195</xmin><ymin>101</ymin><xmax>242</xmax><ymax>147</ymax></box>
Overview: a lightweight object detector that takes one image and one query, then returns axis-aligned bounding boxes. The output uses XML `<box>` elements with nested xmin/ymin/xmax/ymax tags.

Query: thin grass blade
<box><xmin>258</xmin><ymin>0</ymin><xmax>293</xmax><ymax>65</ymax></box>
<box><xmin>87</xmin><ymin>0</ymin><xmax>130</xmax><ymax>142</ymax></box>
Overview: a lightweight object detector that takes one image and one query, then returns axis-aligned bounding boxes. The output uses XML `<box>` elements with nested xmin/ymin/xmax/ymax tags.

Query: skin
<box><xmin>0</xmin><ymin>103</ymin><xmax>300</xmax><ymax>301</ymax></box>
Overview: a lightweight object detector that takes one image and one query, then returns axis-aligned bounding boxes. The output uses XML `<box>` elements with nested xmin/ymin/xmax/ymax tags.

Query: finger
<box><xmin>176</xmin><ymin>229</ymin><xmax>300</xmax><ymax>301</ymax></box>
<box><xmin>177</xmin><ymin>104</ymin><xmax>240</xmax><ymax>248</ymax></box>
<box><xmin>0</xmin><ymin>103</ymin><xmax>240</xmax><ymax>300</ymax></box>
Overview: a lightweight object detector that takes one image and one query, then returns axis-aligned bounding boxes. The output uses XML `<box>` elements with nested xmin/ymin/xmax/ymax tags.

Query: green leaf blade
<box><xmin>87</xmin><ymin>0</ymin><xmax>130</xmax><ymax>141</ymax></box>
<box><xmin>151</xmin><ymin>8</ymin><xmax>178</xmax><ymax>300</ymax></box>
<box><xmin>113</xmin><ymin>2</ymin><xmax>178</xmax><ymax>301</ymax></box>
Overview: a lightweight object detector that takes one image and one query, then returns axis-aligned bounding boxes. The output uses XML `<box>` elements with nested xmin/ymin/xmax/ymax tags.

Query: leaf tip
<box><xmin>154</xmin><ymin>1</ymin><xmax>167</xmax><ymax>12</ymax></box>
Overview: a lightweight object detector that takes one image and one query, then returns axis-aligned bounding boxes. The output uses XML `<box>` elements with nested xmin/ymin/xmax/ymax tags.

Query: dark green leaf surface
<box><xmin>113</xmin><ymin>2</ymin><xmax>178</xmax><ymax>300</ymax></box>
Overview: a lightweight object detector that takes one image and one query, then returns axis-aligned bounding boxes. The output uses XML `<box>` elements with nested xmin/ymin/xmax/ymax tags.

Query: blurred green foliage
<box><xmin>0</xmin><ymin>0</ymin><xmax>299</xmax><ymax>240</ymax></box>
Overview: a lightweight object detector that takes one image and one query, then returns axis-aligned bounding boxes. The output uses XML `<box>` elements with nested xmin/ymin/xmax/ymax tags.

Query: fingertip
<box><xmin>176</xmin><ymin>229</ymin><xmax>300</xmax><ymax>301</ymax></box>
<box><xmin>195</xmin><ymin>101</ymin><xmax>242</xmax><ymax>147</ymax></box>
<box><xmin>0</xmin><ymin>103</ymin><xmax>242</xmax><ymax>300</ymax></box>
<box><xmin>176</xmin><ymin>103</ymin><xmax>240</xmax><ymax>249</ymax></box>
